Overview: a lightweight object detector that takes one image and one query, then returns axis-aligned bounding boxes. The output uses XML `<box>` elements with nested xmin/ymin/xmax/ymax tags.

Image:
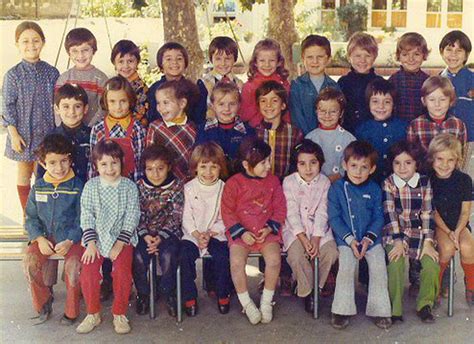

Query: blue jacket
<box><xmin>290</xmin><ymin>72</ymin><xmax>340</xmax><ymax>135</ymax></box>
<box><xmin>328</xmin><ymin>177</ymin><xmax>384</xmax><ymax>249</ymax></box>
<box><xmin>25</xmin><ymin>175</ymin><xmax>84</xmax><ymax>244</ymax></box>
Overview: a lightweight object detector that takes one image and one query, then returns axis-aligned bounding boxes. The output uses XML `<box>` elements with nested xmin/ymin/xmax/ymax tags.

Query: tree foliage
<box><xmin>337</xmin><ymin>2</ymin><xmax>368</xmax><ymax>40</ymax></box>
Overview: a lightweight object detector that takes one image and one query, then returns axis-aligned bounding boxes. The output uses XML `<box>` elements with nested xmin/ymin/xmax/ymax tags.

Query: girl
<box><xmin>221</xmin><ymin>138</ymin><xmax>286</xmax><ymax>325</ymax></box>
<box><xmin>240</xmin><ymin>39</ymin><xmax>291</xmax><ymax>127</ymax></box>
<box><xmin>383</xmin><ymin>140</ymin><xmax>440</xmax><ymax>323</ymax></box>
<box><xmin>89</xmin><ymin>76</ymin><xmax>147</xmax><ymax>181</ymax></box>
<box><xmin>146</xmin><ymin>79</ymin><xmax>198</xmax><ymax>181</ymax></box>
<box><xmin>428</xmin><ymin>134</ymin><xmax>474</xmax><ymax>306</ymax></box>
<box><xmin>3</xmin><ymin>21</ymin><xmax>59</xmax><ymax>217</ymax></box>
<box><xmin>180</xmin><ymin>142</ymin><xmax>232</xmax><ymax>316</ymax></box>
<box><xmin>111</xmin><ymin>39</ymin><xmax>149</xmax><ymax>127</ymax></box>
<box><xmin>282</xmin><ymin>140</ymin><xmax>338</xmax><ymax>314</ymax></box>
<box><xmin>77</xmin><ymin>140</ymin><xmax>140</xmax><ymax>335</ymax></box>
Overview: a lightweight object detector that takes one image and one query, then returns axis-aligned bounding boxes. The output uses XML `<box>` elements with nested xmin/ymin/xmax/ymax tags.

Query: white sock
<box><xmin>237</xmin><ymin>291</ymin><xmax>252</xmax><ymax>308</ymax></box>
<box><xmin>261</xmin><ymin>288</ymin><xmax>275</xmax><ymax>305</ymax></box>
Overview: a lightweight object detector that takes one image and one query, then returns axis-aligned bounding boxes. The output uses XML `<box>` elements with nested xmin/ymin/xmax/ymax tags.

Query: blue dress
<box><xmin>2</xmin><ymin>60</ymin><xmax>59</xmax><ymax>161</ymax></box>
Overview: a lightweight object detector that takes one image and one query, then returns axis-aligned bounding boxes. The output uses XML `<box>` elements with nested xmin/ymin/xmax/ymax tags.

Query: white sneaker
<box><xmin>76</xmin><ymin>313</ymin><xmax>101</xmax><ymax>334</ymax></box>
<box><xmin>113</xmin><ymin>314</ymin><xmax>131</xmax><ymax>334</ymax></box>
<box><xmin>260</xmin><ymin>302</ymin><xmax>274</xmax><ymax>323</ymax></box>
<box><xmin>243</xmin><ymin>301</ymin><xmax>261</xmax><ymax>325</ymax></box>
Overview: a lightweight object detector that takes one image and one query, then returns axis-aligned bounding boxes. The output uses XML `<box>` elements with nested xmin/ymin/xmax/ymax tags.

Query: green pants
<box><xmin>386</xmin><ymin>245</ymin><xmax>440</xmax><ymax>316</ymax></box>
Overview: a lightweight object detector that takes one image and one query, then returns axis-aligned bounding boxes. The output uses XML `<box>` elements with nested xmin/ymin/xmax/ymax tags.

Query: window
<box><xmin>321</xmin><ymin>0</ymin><xmax>347</xmax><ymax>27</ymax></box>
<box><xmin>372</xmin><ymin>0</ymin><xmax>387</xmax><ymax>27</ymax></box>
<box><xmin>426</xmin><ymin>0</ymin><xmax>442</xmax><ymax>28</ymax></box>
<box><xmin>391</xmin><ymin>0</ymin><xmax>407</xmax><ymax>27</ymax></box>
<box><xmin>212</xmin><ymin>0</ymin><xmax>237</xmax><ymax>23</ymax></box>
<box><xmin>371</xmin><ymin>0</ymin><xmax>407</xmax><ymax>28</ymax></box>
<box><xmin>447</xmin><ymin>0</ymin><xmax>462</xmax><ymax>28</ymax></box>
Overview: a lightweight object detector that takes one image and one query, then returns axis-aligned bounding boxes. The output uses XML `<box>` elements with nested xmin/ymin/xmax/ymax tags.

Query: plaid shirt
<box><xmin>146</xmin><ymin>118</ymin><xmax>197</xmax><ymax>181</ymax></box>
<box><xmin>256</xmin><ymin>121</ymin><xmax>303</xmax><ymax>179</ymax></box>
<box><xmin>383</xmin><ymin>173</ymin><xmax>434</xmax><ymax>260</ymax></box>
<box><xmin>129</xmin><ymin>72</ymin><xmax>149</xmax><ymax>127</ymax></box>
<box><xmin>389</xmin><ymin>67</ymin><xmax>430</xmax><ymax>121</ymax></box>
<box><xmin>89</xmin><ymin>117</ymin><xmax>147</xmax><ymax>181</ymax></box>
<box><xmin>407</xmin><ymin>114</ymin><xmax>467</xmax><ymax>151</ymax></box>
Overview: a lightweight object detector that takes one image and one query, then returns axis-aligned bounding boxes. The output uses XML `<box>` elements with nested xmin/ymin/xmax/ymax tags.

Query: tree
<box><xmin>161</xmin><ymin>0</ymin><xmax>204</xmax><ymax>81</ymax></box>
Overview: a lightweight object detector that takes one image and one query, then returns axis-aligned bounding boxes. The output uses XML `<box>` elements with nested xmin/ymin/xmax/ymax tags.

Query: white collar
<box><xmin>295</xmin><ymin>172</ymin><xmax>320</xmax><ymax>186</ymax></box>
<box><xmin>393</xmin><ymin>172</ymin><xmax>420</xmax><ymax>189</ymax></box>
<box><xmin>163</xmin><ymin>117</ymin><xmax>188</xmax><ymax>128</ymax></box>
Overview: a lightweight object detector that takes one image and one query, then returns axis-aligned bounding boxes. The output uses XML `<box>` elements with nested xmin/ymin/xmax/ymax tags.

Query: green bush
<box><xmin>337</xmin><ymin>2</ymin><xmax>368</xmax><ymax>40</ymax></box>
<box><xmin>80</xmin><ymin>0</ymin><xmax>161</xmax><ymax>18</ymax></box>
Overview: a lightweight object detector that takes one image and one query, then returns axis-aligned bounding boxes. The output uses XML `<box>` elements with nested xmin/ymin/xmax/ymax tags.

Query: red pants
<box><xmin>80</xmin><ymin>245</ymin><xmax>133</xmax><ymax>315</ymax></box>
<box><xmin>23</xmin><ymin>241</ymin><xmax>83</xmax><ymax>319</ymax></box>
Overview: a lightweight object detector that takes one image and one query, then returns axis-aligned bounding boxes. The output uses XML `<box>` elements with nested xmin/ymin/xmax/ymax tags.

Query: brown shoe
<box><xmin>373</xmin><ymin>317</ymin><xmax>392</xmax><ymax>329</ymax></box>
<box><xmin>331</xmin><ymin>313</ymin><xmax>349</xmax><ymax>330</ymax></box>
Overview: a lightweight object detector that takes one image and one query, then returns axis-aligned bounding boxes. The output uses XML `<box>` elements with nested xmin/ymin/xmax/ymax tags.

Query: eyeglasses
<box><xmin>69</xmin><ymin>47</ymin><xmax>93</xmax><ymax>56</ymax></box>
<box><xmin>317</xmin><ymin>109</ymin><xmax>340</xmax><ymax>116</ymax></box>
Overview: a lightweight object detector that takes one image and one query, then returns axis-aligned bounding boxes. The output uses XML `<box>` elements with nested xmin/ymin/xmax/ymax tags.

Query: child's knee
<box><xmin>421</xmin><ymin>256</ymin><xmax>439</xmax><ymax>275</ymax></box>
<box><xmin>438</xmin><ymin>240</ymin><xmax>456</xmax><ymax>258</ymax></box>
<box><xmin>460</xmin><ymin>239</ymin><xmax>474</xmax><ymax>260</ymax></box>
<box><xmin>230</xmin><ymin>255</ymin><xmax>246</xmax><ymax>272</ymax></box>
<box><xmin>264</xmin><ymin>253</ymin><xmax>281</xmax><ymax>270</ymax></box>
<box><xmin>64</xmin><ymin>256</ymin><xmax>81</xmax><ymax>286</ymax></box>
<box><xmin>23</xmin><ymin>253</ymin><xmax>41</xmax><ymax>280</ymax></box>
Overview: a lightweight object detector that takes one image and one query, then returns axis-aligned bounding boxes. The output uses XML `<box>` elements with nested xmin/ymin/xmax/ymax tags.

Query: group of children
<box><xmin>3</xmin><ymin>20</ymin><xmax>473</xmax><ymax>334</ymax></box>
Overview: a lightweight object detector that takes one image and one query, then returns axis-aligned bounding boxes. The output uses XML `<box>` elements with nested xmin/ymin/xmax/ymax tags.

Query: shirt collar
<box><xmin>164</xmin><ymin>114</ymin><xmax>188</xmax><ymax>127</ymax></box>
<box><xmin>393</xmin><ymin>172</ymin><xmax>420</xmax><ymax>189</ymax></box>
<box><xmin>106</xmin><ymin>114</ymin><xmax>132</xmax><ymax>130</ymax></box>
<box><xmin>44</xmin><ymin>169</ymin><xmax>75</xmax><ymax>187</ymax></box>
<box><xmin>295</xmin><ymin>172</ymin><xmax>320</xmax><ymax>186</ymax></box>
<box><xmin>143</xmin><ymin>174</ymin><xmax>175</xmax><ymax>189</ymax></box>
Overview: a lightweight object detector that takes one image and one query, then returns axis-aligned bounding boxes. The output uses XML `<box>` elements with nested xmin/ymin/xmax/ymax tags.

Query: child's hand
<box><xmin>358</xmin><ymin>238</ymin><xmax>371</xmax><ymax>259</ymax></box>
<box><xmin>309</xmin><ymin>236</ymin><xmax>322</xmax><ymax>258</ymax></box>
<box><xmin>109</xmin><ymin>241</ymin><xmax>125</xmax><ymax>261</ymax></box>
<box><xmin>242</xmin><ymin>231</ymin><xmax>256</xmax><ymax>246</ymax></box>
<box><xmin>448</xmin><ymin>231</ymin><xmax>459</xmax><ymax>250</ymax></box>
<box><xmin>144</xmin><ymin>235</ymin><xmax>161</xmax><ymax>255</ymax></box>
<box><xmin>8</xmin><ymin>127</ymin><xmax>26</xmax><ymax>153</ymax></box>
<box><xmin>298</xmin><ymin>235</ymin><xmax>314</xmax><ymax>257</ymax></box>
<box><xmin>255</xmin><ymin>226</ymin><xmax>271</xmax><ymax>244</ymax></box>
<box><xmin>197</xmin><ymin>232</ymin><xmax>210</xmax><ymax>250</ymax></box>
<box><xmin>350</xmin><ymin>239</ymin><xmax>361</xmax><ymax>259</ymax></box>
<box><xmin>81</xmin><ymin>242</ymin><xmax>99</xmax><ymax>264</ymax></box>
<box><xmin>468</xmin><ymin>88</ymin><xmax>474</xmax><ymax>98</ymax></box>
<box><xmin>37</xmin><ymin>237</ymin><xmax>55</xmax><ymax>256</ymax></box>
<box><xmin>421</xmin><ymin>240</ymin><xmax>439</xmax><ymax>262</ymax></box>
<box><xmin>388</xmin><ymin>240</ymin><xmax>405</xmax><ymax>262</ymax></box>
<box><xmin>54</xmin><ymin>240</ymin><xmax>73</xmax><ymax>256</ymax></box>
<box><xmin>209</xmin><ymin>230</ymin><xmax>219</xmax><ymax>237</ymax></box>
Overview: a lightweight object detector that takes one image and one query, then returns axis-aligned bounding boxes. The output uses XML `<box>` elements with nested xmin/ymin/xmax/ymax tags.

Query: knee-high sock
<box><xmin>439</xmin><ymin>261</ymin><xmax>449</xmax><ymax>290</ymax></box>
<box><xmin>461</xmin><ymin>262</ymin><xmax>474</xmax><ymax>290</ymax></box>
<box><xmin>17</xmin><ymin>185</ymin><xmax>31</xmax><ymax>214</ymax></box>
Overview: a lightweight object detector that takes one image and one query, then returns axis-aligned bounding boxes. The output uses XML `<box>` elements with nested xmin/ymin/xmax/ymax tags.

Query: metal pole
<box><xmin>313</xmin><ymin>257</ymin><xmax>319</xmax><ymax>319</ymax></box>
<box><xmin>177</xmin><ymin>265</ymin><xmax>182</xmax><ymax>323</ymax></box>
<box><xmin>149</xmin><ymin>255</ymin><xmax>156</xmax><ymax>319</ymax></box>
<box><xmin>448</xmin><ymin>256</ymin><xmax>455</xmax><ymax>317</ymax></box>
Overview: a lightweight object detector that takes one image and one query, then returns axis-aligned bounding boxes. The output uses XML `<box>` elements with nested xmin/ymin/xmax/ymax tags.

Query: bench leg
<box><xmin>149</xmin><ymin>255</ymin><xmax>156</xmax><ymax>319</ymax></box>
<box><xmin>177</xmin><ymin>264</ymin><xmax>182</xmax><ymax>323</ymax></box>
<box><xmin>313</xmin><ymin>257</ymin><xmax>319</xmax><ymax>319</ymax></box>
<box><xmin>448</xmin><ymin>256</ymin><xmax>455</xmax><ymax>317</ymax></box>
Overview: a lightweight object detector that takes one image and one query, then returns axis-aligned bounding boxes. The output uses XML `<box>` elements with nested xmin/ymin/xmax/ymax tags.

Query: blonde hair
<box><xmin>189</xmin><ymin>142</ymin><xmax>228</xmax><ymax>178</ymax></box>
<box><xmin>347</xmin><ymin>32</ymin><xmax>378</xmax><ymax>58</ymax></box>
<box><xmin>421</xmin><ymin>76</ymin><xmax>456</xmax><ymax>104</ymax></box>
<box><xmin>210</xmin><ymin>82</ymin><xmax>241</xmax><ymax>104</ymax></box>
<box><xmin>428</xmin><ymin>133</ymin><xmax>463</xmax><ymax>168</ymax></box>
<box><xmin>247</xmin><ymin>39</ymin><xmax>289</xmax><ymax>81</ymax></box>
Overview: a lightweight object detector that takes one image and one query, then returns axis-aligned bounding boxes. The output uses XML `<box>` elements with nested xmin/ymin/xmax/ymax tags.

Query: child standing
<box><xmin>146</xmin><ymin>79</ymin><xmax>198</xmax><ymax>181</ymax></box>
<box><xmin>180</xmin><ymin>143</ymin><xmax>232</xmax><ymax>316</ymax></box>
<box><xmin>306</xmin><ymin>88</ymin><xmax>356</xmax><ymax>183</ymax></box>
<box><xmin>428</xmin><ymin>134</ymin><xmax>474</xmax><ymax>306</ymax></box>
<box><xmin>282</xmin><ymin>140</ymin><xmax>338</xmax><ymax>314</ymax></box>
<box><xmin>222</xmin><ymin>138</ymin><xmax>286</xmax><ymax>324</ymax></box>
<box><xmin>55</xmin><ymin>28</ymin><xmax>108</xmax><ymax>127</ymax></box>
<box><xmin>133</xmin><ymin>144</ymin><xmax>183</xmax><ymax>317</ymax></box>
<box><xmin>355</xmin><ymin>79</ymin><xmax>408</xmax><ymax>183</ymax></box>
<box><xmin>89</xmin><ymin>76</ymin><xmax>146</xmax><ymax>181</ymax></box>
<box><xmin>77</xmin><ymin>140</ymin><xmax>140</xmax><ymax>335</ymax></box>
<box><xmin>328</xmin><ymin>141</ymin><xmax>392</xmax><ymax>330</ymax></box>
<box><xmin>388</xmin><ymin>32</ymin><xmax>430</xmax><ymax>122</ymax></box>
<box><xmin>290</xmin><ymin>34</ymin><xmax>340</xmax><ymax>135</ymax></box>
<box><xmin>241</xmin><ymin>39</ymin><xmax>291</xmax><ymax>127</ymax></box>
<box><xmin>111</xmin><ymin>39</ymin><xmax>149</xmax><ymax>127</ymax></box>
<box><xmin>383</xmin><ymin>140</ymin><xmax>440</xmax><ymax>323</ymax></box>
<box><xmin>338</xmin><ymin>32</ymin><xmax>383</xmax><ymax>134</ymax></box>
<box><xmin>3</xmin><ymin>21</ymin><xmax>59</xmax><ymax>217</ymax></box>
<box><xmin>24</xmin><ymin>134</ymin><xmax>83</xmax><ymax>325</ymax></box>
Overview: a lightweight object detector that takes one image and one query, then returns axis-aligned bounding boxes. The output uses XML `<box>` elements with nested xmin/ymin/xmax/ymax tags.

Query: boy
<box><xmin>55</xmin><ymin>28</ymin><xmax>108</xmax><ymax>127</ymax></box>
<box><xmin>23</xmin><ymin>134</ymin><xmax>84</xmax><ymax>325</ymax></box>
<box><xmin>328</xmin><ymin>141</ymin><xmax>391</xmax><ymax>330</ymax></box>
<box><xmin>290</xmin><ymin>34</ymin><xmax>340</xmax><ymax>135</ymax></box>
<box><xmin>388</xmin><ymin>32</ymin><xmax>430</xmax><ymax>121</ymax></box>
<box><xmin>338</xmin><ymin>32</ymin><xmax>383</xmax><ymax>134</ymax></box>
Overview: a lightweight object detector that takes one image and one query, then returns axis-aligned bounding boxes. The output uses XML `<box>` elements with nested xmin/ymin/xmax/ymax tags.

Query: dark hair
<box><xmin>210</xmin><ymin>82</ymin><xmax>241</xmax><ymax>103</ymax></box>
<box><xmin>365</xmin><ymin>78</ymin><xmax>397</xmax><ymax>107</ymax></box>
<box><xmin>35</xmin><ymin>134</ymin><xmax>74</xmax><ymax>163</ymax></box>
<box><xmin>248</xmin><ymin>38</ymin><xmax>289</xmax><ymax>81</ymax></box>
<box><xmin>111</xmin><ymin>39</ymin><xmax>141</xmax><ymax>64</ymax></box>
<box><xmin>156</xmin><ymin>79</ymin><xmax>200</xmax><ymax>113</ymax></box>
<box><xmin>343</xmin><ymin>140</ymin><xmax>378</xmax><ymax>167</ymax></box>
<box><xmin>209</xmin><ymin>36</ymin><xmax>239</xmax><ymax>62</ymax></box>
<box><xmin>54</xmin><ymin>83</ymin><xmax>88</xmax><ymax>106</ymax></box>
<box><xmin>100</xmin><ymin>76</ymin><xmax>137</xmax><ymax>111</ymax></box>
<box><xmin>388</xmin><ymin>140</ymin><xmax>424</xmax><ymax>170</ymax></box>
<box><xmin>189</xmin><ymin>142</ymin><xmax>228</xmax><ymax>178</ymax></box>
<box><xmin>439</xmin><ymin>30</ymin><xmax>472</xmax><ymax>64</ymax></box>
<box><xmin>315</xmin><ymin>87</ymin><xmax>347</xmax><ymax>113</ymax></box>
<box><xmin>15</xmin><ymin>21</ymin><xmax>45</xmax><ymax>42</ymax></box>
<box><xmin>156</xmin><ymin>42</ymin><xmax>189</xmax><ymax>70</ymax></box>
<box><xmin>396</xmin><ymin>32</ymin><xmax>429</xmax><ymax>60</ymax></box>
<box><xmin>255</xmin><ymin>80</ymin><xmax>288</xmax><ymax>113</ymax></box>
<box><xmin>292</xmin><ymin>139</ymin><xmax>325</xmax><ymax>168</ymax></box>
<box><xmin>141</xmin><ymin>144</ymin><xmax>174</xmax><ymax>169</ymax></box>
<box><xmin>238</xmin><ymin>137</ymin><xmax>271</xmax><ymax>169</ymax></box>
<box><xmin>301</xmin><ymin>34</ymin><xmax>331</xmax><ymax>57</ymax></box>
<box><xmin>91</xmin><ymin>139</ymin><xmax>124</xmax><ymax>169</ymax></box>
<box><xmin>65</xmin><ymin>28</ymin><xmax>97</xmax><ymax>53</ymax></box>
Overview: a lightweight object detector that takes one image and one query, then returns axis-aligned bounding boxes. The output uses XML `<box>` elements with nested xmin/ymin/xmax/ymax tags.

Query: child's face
<box><xmin>256</xmin><ymin>49</ymin><xmax>279</xmax><ymax>77</ymax></box>
<box><xmin>212</xmin><ymin>50</ymin><xmax>235</xmax><ymax>76</ymax></box>
<box><xmin>302</xmin><ymin>45</ymin><xmax>331</xmax><ymax>77</ymax></box>
<box><xmin>422</xmin><ymin>88</ymin><xmax>452</xmax><ymax>120</ymax></box>
<box><xmin>145</xmin><ymin>159</ymin><xmax>171</xmax><ymax>186</ymax></box>
<box><xmin>55</xmin><ymin>98</ymin><xmax>87</xmax><ymax>128</ymax></box>
<box><xmin>114</xmin><ymin>53</ymin><xmax>139</xmax><ymax>80</ymax></box>
<box><xmin>316</xmin><ymin>99</ymin><xmax>342</xmax><ymax>129</ymax></box>
<box><xmin>343</xmin><ymin>156</ymin><xmax>375</xmax><ymax>185</ymax></box>
<box><xmin>161</xmin><ymin>49</ymin><xmax>186</xmax><ymax>79</ymax></box>
<box><xmin>399</xmin><ymin>47</ymin><xmax>425</xmax><ymax>73</ymax></box>
<box><xmin>432</xmin><ymin>150</ymin><xmax>457</xmax><ymax>179</ymax></box>
<box><xmin>392</xmin><ymin>152</ymin><xmax>417</xmax><ymax>181</ymax></box>
<box><xmin>213</xmin><ymin>92</ymin><xmax>239</xmax><ymax>124</ymax></box>
<box><xmin>42</xmin><ymin>153</ymin><xmax>72</xmax><ymax>180</ymax></box>
<box><xmin>68</xmin><ymin>42</ymin><xmax>94</xmax><ymax>70</ymax></box>
<box><xmin>107</xmin><ymin>89</ymin><xmax>131</xmax><ymax>119</ymax></box>
<box><xmin>441</xmin><ymin>41</ymin><xmax>468</xmax><ymax>73</ymax></box>
<box><xmin>16</xmin><ymin>29</ymin><xmax>44</xmax><ymax>63</ymax></box>
<box><xmin>258</xmin><ymin>91</ymin><xmax>285</xmax><ymax>123</ymax></box>
<box><xmin>369</xmin><ymin>93</ymin><xmax>394</xmax><ymax>121</ymax></box>
<box><xmin>197</xmin><ymin>161</ymin><xmax>221</xmax><ymax>185</ymax></box>
<box><xmin>97</xmin><ymin>155</ymin><xmax>121</xmax><ymax>183</ymax></box>
<box><xmin>297</xmin><ymin>152</ymin><xmax>320</xmax><ymax>183</ymax></box>
<box><xmin>155</xmin><ymin>89</ymin><xmax>187</xmax><ymax>122</ymax></box>
<box><xmin>244</xmin><ymin>156</ymin><xmax>271</xmax><ymax>178</ymax></box>
<box><xmin>348</xmin><ymin>47</ymin><xmax>376</xmax><ymax>74</ymax></box>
